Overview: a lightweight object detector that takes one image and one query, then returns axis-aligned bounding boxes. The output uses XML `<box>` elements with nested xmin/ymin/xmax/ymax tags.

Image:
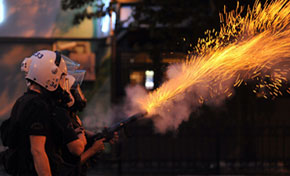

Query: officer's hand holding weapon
<box><xmin>87</xmin><ymin>112</ymin><xmax>146</xmax><ymax>149</ymax></box>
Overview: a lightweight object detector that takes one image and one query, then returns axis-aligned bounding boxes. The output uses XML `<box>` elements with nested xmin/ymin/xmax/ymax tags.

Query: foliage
<box><xmin>61</xmin><ymin>0</ymin><xmax>259</xmax><ymax>52</ymax></box>
<box><xmin>61</xmin><ymin>0</ymin><xmax>117</xmax><ymax>25</ymax></box>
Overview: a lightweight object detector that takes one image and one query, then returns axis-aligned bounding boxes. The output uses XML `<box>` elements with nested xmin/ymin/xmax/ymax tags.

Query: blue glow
<box><xmin>101</xmin><ymin>12</ymin><xmax>116</xmax><ymax>34</ymax></box>
<box><xmin>111</xmin><ymin>12</ymin><xmax>116</xmax><ymax>29</ymax></box>
<box><xmin>103</xmin><ymin>0</ymin><xmax>110</xmax><ymax>8</ymax></box>
<box><xmin>101</xmin><ymin>14</ymin><xmax>110</xmax><ymax>33</ymax></box>
<box><xmin>0</xmin><ymin>0</ymin><xmax>4</xmax><ymax>23</ymax></box>
<box><xmin>100</xmin><ymin>0</ymin><xmax>116</xmax><ymax>34</ymax></box>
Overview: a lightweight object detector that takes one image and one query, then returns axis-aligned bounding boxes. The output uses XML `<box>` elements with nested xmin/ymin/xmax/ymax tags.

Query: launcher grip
<box><xmin>92</xmin><ymin>112</ymin><xmax>147</xmax><ymax>142</ymax></box>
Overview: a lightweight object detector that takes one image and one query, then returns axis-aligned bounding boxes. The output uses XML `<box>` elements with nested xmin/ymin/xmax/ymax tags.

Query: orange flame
<box><xmin>137</xmin><ymin>0</ymin><xmax>290</xmax><ymax>115</ymax></box>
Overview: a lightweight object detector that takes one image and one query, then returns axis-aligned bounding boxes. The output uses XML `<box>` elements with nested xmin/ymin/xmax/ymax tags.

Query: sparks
<box><xmin>136</xmin><ymin>0</ymin><xmax>290</xmax><ymax>115</ymax></box>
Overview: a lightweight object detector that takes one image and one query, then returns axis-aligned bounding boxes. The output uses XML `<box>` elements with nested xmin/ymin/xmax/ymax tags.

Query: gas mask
<box><xmin>70</xmin><ymin>84</ymin><xmax>87</xmax><ymax>112</ymax></box>
<box><xmin>51</xmin><ymin>86</ymin><xmax>73</xmax><ymax>107</ymax></box>
<box><xmin>54</xmin><ymin>74</ymin><xmax>75</xmax><ymax>108</ymax></box>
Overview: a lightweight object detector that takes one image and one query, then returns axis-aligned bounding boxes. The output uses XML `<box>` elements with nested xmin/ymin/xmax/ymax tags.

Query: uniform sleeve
<box><xmin>53</xmin><ymin>107</ymin><xmax>78</xmax><ymax>145</ymax></box>
<box><xmin>26</xmin><ymin>101</ymin><xmax>50</xmax><ymax>136</ymax></box>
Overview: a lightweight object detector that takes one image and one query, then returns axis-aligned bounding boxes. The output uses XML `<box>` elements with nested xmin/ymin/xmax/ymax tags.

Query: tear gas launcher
<box><xmin>92</xmin><ymin>112</ymin><xmax>147</xmax><ymax>142</ymax></box>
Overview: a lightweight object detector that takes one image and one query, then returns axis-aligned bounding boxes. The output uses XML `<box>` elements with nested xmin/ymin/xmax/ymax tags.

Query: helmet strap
<box><xmin>54</xmin><ymin>51</ymin><xmax>61</xmax><ymax>67</ymax></box>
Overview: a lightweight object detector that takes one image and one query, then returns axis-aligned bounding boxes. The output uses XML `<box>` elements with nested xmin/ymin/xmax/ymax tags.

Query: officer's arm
<box><xmin>30</xmin><ymin>135</ymin><xmax>52</xmax><ymax>176</ymax></box>
<box><xmin>63</xmin><ymin>126</ymin><xmax>86</xmax><ymax>156</ymax></box>
<box><xmin>66</xmin><ymin>133</ymin><xmax>86</xmax><ymax>156</ymax></box>
<box><xmin>80</xmin><ymin>138</ymin><xmax>105</xmax><ymax>164</ymax></box>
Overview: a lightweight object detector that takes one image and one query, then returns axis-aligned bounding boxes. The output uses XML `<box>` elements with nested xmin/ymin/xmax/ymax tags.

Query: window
<box><xmin>120</xmin><ymin>6</ymin><xmax>134</xmax><ymax>28</ymax></box>
<box><xmin>145</xmin><ymin>70</ymin><xmax>154</xmax><ymax>90</ymax></box>
<box><xmin>130</xmin><ymin>71</ymin><xmax>144</xmax><ymax>86</ymax></box>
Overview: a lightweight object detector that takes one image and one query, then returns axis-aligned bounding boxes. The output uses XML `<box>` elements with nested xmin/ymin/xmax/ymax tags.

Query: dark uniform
<box><xmin>1</xmin><ymin>90</ymin><xmax>79</xmax><ymax>175</ymax></box>
<box><xmin>61</xmin><ymin>110</ymin><xmax>101</xmax><ymax>176</ymax></box>
<box><xmin>60</xmin><ymin>111</ymin><xmax>83</xmax><ymax>176</ymax></box>
<box><xmin>54</xmin><ymin>108</ymin><xmax>84</xmax><ymax>176</ymax></box>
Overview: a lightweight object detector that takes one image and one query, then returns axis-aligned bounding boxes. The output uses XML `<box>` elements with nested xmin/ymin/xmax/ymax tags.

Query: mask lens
<box><xmin>59</xmin><ymin>75</ymin><xmax>70</xmax><ymax>92</ymax></box>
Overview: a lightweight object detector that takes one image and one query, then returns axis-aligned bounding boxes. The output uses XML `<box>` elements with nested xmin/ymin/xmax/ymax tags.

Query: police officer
<box><xmin>61</xmin><ymin>74</ymin><xmax>118</xmax><ymax>176</ymax></box>
<box><xmin>21</xmin><ymin>52</ymin><xmax>106</xmax><ymax>176</ymax></box>
<box><xmin>21</xmin><ymin>52</ymin><xmax>117</xmax><ymax>175</ymax></box>
<box><xmin>1</xmin><ymin>50</ymin><xmax>86</xmax><ymax>175</ymax></box>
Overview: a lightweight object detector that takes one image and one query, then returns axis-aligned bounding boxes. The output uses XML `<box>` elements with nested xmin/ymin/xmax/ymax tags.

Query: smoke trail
<box><xmin>125</xmin><ymin>0</ymin><xmax>290</xmax><ymax>133</ymax></box>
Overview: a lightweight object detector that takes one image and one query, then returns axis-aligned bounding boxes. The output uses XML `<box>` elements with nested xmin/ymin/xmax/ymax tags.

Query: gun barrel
<box><xmin>109</xmin><ymin>112</ymin><xmax>147</xmax><ymax>132</ymax></box>
<box><xmin>93</xmin><ymin>112</ymin><xmax>147</xmax><ymax>141</ymax></box>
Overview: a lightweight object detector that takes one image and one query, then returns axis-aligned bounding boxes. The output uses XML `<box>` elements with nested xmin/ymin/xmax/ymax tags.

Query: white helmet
<box><xmin>21</xmin><ymin>57</ymin><xmax>33</xmax><ymax>86</ymax></box>
<box><xmin>26</xmin><ymin>50</ymin><xmax>68</xmax><ymax>91</ymax></box>
<box><xmin>21</xmin><ymin>57</ymin><xmax>32</xmax><ymax>75</ymax></box>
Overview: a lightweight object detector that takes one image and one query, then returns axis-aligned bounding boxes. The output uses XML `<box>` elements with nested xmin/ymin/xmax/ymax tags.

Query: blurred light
<box><xmin>100</xmin><ymin>0</ymin><xmax>116</xmax><ymax>34</ymax></box>
<box><xmin>120</xmin><ymin>6</ymin><xmax>134</xmax><ymax>27</ymax></box>
<box><xmin>130</xmin><ymin>71</ymin><xmax>144</xmax><ymax>85</ymax></box>
<box><xmin>101</xmin><ymin>14</ymin><xmax>110</xmax><ymax>33</ymax></box>
<box><xmin>103</xmin><ymin>0</ymin><xmax>110</xmax><ymax>7</ymax></box>
<box><xmin>0</xmin><ymin>0</ymin><xmax>4</xmax><ymax>24</ymax></box>
<box><xmin>101</xmin><ymin>12</ymin><xmax>116</xmax><ymax>33</ymax></box>
<box><xmin>111</xmin><ymin>12</ymin><xmax>116</xmax><ymax>29</ymax></box>
<box><xmin>101</xmin><ymin>0</ymin><xmax>111</xmax><ymax>33</ymax></box>
<box><xmin>145</xmin><ymin>70</ymin><xmax>154</xmax><ymax>89</ymax></box>
<box><xmin>120</xmin><ymin>7</ymin><xmax>132</xmax><ymax>21</ymax></box>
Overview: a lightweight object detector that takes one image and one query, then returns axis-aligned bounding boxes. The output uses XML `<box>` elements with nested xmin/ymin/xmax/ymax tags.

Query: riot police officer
<box><xmin>61</xmin><ymin>72</ymin><xmax>118</xmax><ymax>176</ymax></box>
<box><xmin>0</xmin><ymin>50</ymin><xmax>86</xmax><ymax>175</ymax></box>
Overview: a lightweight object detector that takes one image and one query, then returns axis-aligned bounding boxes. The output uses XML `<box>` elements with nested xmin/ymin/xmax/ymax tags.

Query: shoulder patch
<box><xmin>30</xmin><ymin>122</ymin><xmax>44</xmax><ymax>130</ymax></box>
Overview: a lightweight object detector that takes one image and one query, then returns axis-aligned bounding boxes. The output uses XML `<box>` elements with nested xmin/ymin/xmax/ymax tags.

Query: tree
<box><xmin>61</xmin><ymin>0</ymin><xmax>257</xmax><ymax>52</ymax></box>
<box><xmin>61</xmin><ymin>0</ymin><xmax>117</xmax><ymax>25</ymax></box>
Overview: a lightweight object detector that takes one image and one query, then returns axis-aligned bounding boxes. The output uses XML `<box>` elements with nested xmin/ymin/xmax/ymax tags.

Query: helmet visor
<box><xmin>61</xmin><ymin>54</ymin><xmax>80</xmax><ymax>72</ymax></box>
<box><xmin>68</xmin><ymin>70</ymin><xmax>86</xmax><ymax>88</ymax></box>
<box><xmin>61</xmin><ymin>54</ymin><xmax>86</xmax><ymax>88</ymax></box>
